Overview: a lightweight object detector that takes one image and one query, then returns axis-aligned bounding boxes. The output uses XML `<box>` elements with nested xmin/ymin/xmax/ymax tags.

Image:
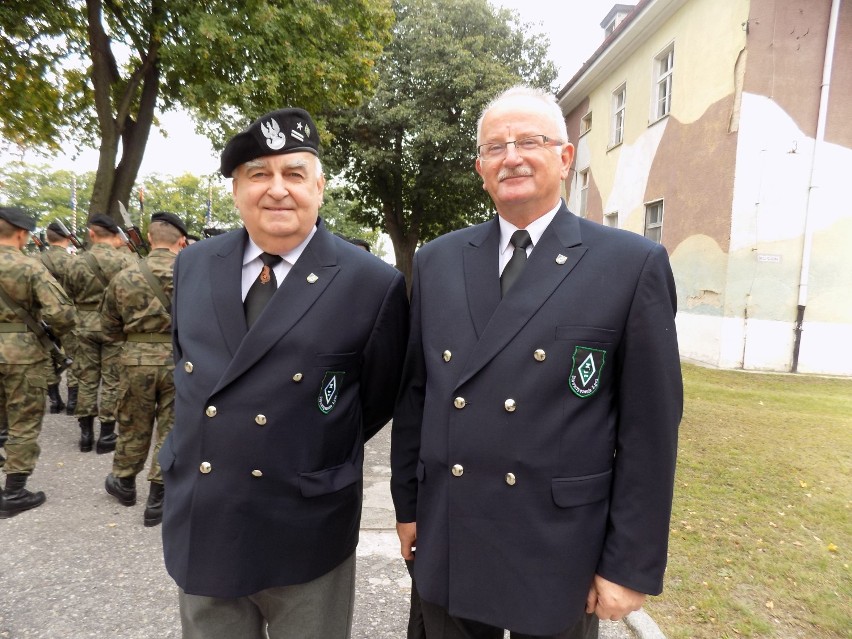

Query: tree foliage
<box><xmin>326</xmin><ymin>0</ymin><xmax>557</xmax><ymax>283</ymax></box>
<box><xmin>0</xmin><ymin>0</ymin><xmax>393</xmax><ymax>220</ymax></box>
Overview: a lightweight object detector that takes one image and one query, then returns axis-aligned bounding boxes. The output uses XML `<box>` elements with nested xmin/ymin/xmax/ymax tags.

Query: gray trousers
<box><xmin>178</xmin><ymin>553</ymin><xmax>356</xmax><ymax>639</ymax></box>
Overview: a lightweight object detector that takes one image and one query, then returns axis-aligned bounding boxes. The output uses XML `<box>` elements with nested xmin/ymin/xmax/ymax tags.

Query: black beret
<box><xmin>46</xmin><ymin>221</ymin><xmax>72</xmax><ymax>237</ymax></box>
<box><xmin>88</xmin><ymin>214</ymin><xmax>120</xmax><ymax>233</ymax></box>
<box><xmin>0</xmin><ymin>206</ymin><xmax>36</xmax><ymax>232</ymax></box>
<box><xmin>220</xmin><ymin>107</ymin><xmax>320</xmax><ymax>177</ymax></box>
<box><xmin>150</xmin><ymin>211</ymin><xmax>188</xmax><ymax>236</ymax></box>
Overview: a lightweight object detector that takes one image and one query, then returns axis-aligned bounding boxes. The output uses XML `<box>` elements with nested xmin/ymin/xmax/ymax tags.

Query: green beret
<box><xmin>88</xmin><ymin>214</ymin><xmax>120</xmax><ymax>234</ymax></box>
<box><xmin>150</xmin><ymin>211</ymin><xmax>188</xmax><ymax>236</ymax></box>
<box><xmin>0</xmin><ymin>206</ymin><xmax>36</xmax><ymax>232</ymax></box>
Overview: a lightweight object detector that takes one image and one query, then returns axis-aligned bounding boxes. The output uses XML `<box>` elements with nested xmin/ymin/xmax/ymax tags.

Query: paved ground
<box><xmin>0</xmin><ymin>399</ymin><xmax>654</xmax><ymax>638</ymax></box>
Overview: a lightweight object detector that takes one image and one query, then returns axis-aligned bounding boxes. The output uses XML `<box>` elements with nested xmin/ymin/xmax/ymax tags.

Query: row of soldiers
<box><xmin>0</xmin><ymin>205</ymin><xmax>188</xmax><ymax>526</ymax></box>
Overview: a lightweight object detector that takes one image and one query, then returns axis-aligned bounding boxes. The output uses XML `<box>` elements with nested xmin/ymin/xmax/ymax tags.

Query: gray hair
<box><xmin>241</xmin><ymin>156</ymin><xmax>324</xmax><ymax>176</ymax></box>
<box><xmin>476</xmin><ymin>85</ymin><xmax>569</xmax><ymax>146</ymax></box>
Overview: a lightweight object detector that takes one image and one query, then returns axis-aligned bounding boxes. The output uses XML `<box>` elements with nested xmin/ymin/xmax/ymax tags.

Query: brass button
<box><xmin>199</xmin><ymin>462</ymin><xmax>212</xmax><ymax>474</ymax></box>
<box><xmin>205</xmin><ymin>406</ymin><xmax>217</xmax><ymax>418</ymax></box>
<box><xmin>442</xmin><ymin>350</ymin><xmax>452</xmax><ymax>362</ymax></box>
<box><xmin>534</xmin><ymin>349</ymin><xmax>546</xmax><ymax>362</ymax></box>
<box><xmin>251</xmin><ymin>469</ymin><xmax>263</xmax><ymax>478</ymax></box>
<box><xmin>292</xmin><ymin>373</ymin><xmax>303</xmax><ymax>382</ymax></box>
<box><xmin>454</xmin><ymin>397</ymin><xmax>466</xmax><ymax>409</ymax></box>
<box><xmin>505</xmin><ymin>472</ymin><xmax>516</xmax><ymax>486</ymax></box>
<box><xmin>184</xmin><ymin>361</ymin><xmax>194</xmax><ymax>373</ymax></box>
<box><xmin>255</xmin><ymin>414</ymin><xmax>267</xmax><ymax>426</ymax></box>
<box><xmin>451</xmin><ymin>464</ymin><xmax>464</xmax><ymax>477</ymax></box>
<box><xmin>504</xmin><ymin>399</ymin><xmax>516</xmax><ymax>412</ymax></box>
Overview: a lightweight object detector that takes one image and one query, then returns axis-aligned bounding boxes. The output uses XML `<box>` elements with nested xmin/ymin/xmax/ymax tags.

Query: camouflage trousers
<box><xmin>50</xmin><ymin>331</ymin><xmax>78</xmax><ymax>387</ymax></box>
<box><xmin>113</xmin><ymin>363</ymin><xmax>175</xmax><ymax>483</ymax></box>
<box><xmin>74</xmin><ymin>330</ymin><xmax>122</xmax><ymax>420</ymax></box>
<box><xmin>0</xmin><ymin>362</ymin><xmax>48</xmax><ymax>475</ymax></box>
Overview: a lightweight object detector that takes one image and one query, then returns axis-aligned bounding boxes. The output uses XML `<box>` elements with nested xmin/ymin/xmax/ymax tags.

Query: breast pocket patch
<box><xmin>569</xmin><ymin>346</ymin><xmax>606</xmax><ymax>398</ymax></box>
<box><xmin>318</xmin><ymin>371</ymin><xmax>345</xmax><ymax>414</ymax></box>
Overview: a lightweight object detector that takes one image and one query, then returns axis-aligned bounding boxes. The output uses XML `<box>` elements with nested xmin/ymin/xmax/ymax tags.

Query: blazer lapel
<box><xmin>210</xmin><ymin>229</ymin><xmax>248</xmax><ymax>358</ymax></box>
<box><xmin>462</xmin><ymin>220</ymin><xmax>502</xmax><ymax>338</ymax></box>
<box><xmin>455</xmin><ymin>205</ymin><xmax>588</xmax><ymax>391</ymax></box>
<box><xmin>211</xmin><ymin>225</ymin><xmax>340</xmax><ymax>395</ymax></box>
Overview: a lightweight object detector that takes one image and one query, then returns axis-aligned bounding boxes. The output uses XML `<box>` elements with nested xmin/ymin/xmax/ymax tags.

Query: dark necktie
<box><xmin>500</xmin><ymin>230</ymin><xmax>532</xmax><ymax>297</ymax></box>
<box><xmin>244</xmin><ymin>252</ymin><xmax>283</xmax><ymax>328</ymax></box>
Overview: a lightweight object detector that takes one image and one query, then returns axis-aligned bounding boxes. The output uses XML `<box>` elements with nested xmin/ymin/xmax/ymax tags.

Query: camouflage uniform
<box><xmin>64</xmin><ymin>243</ymin><xmax>136</xmax><ymax>423</ymax></box>
<box><xmin>40</xmin><ymin>244</ymin><xmax>79</xmax><ymax>408</ymax></box>
<box><xmin>101</xmin><ymin>248</ymin><xmax>176</xmax><ymax>484</ymax></box>
<box><xmin>0</xmin><ymin>245</ymin><xmax>77</xmax><ymax>475</ymax></box>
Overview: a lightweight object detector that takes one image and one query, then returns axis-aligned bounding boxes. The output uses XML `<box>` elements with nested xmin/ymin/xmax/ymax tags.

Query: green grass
<box><xmin>647</xmin><ymin>364</ymin><xmax>852</xmax><ymax>639</ymax></box>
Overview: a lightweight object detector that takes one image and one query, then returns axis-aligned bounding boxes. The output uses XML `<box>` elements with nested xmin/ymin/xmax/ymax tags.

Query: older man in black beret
<box><xmin>102</xmin><ymin>211</ymin><xmax>187</xmax><ymax>527</ymax></box>
<box><xmin>160</xmin><ymin>108</ymin><xmax>409</xmax><ymax>638</ymax></box>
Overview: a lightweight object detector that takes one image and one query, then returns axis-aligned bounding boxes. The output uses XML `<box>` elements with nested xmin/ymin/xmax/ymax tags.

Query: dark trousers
<box><xmin>419</xmin><ymin>598</ymin><xmax>599</xmax><ymax>639</ymax></box>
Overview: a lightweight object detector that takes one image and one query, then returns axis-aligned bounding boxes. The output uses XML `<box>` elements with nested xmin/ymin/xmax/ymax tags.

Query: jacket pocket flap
<box><xmin>299</xmin><ymin>461</ymin><xmax>361</xmax><ymax>498</ymax></box>
<box><xmin>158</xmin><ymin>437</ymin><xmax>176</xmax><ymax>472</ymax></box>
<box><xmin>555</xmin><ymin>326</ymin><xmax>617</xmax><ymax>343</ymax></box>
<box><xmin>551</xmin><ymin>470</ymin><xmax>612</xmax><ymax>508</ymax></box>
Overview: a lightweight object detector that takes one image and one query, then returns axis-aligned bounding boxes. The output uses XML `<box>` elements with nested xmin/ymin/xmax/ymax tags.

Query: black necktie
<box><xmin>244</xmin><ymin>252</ymin><xmax>283</xmax><ymax>328</ymax></box>
<box><xmin>500</xmin><ymin>230</ymin><xmax>532</xmax><ymax>297</ymax></box>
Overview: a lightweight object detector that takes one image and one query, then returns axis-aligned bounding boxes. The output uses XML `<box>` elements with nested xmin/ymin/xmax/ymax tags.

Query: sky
<box><xmin>17</xmin><ymin>0</ymin><xmax>619</xmax><ymax>178</ymax></box>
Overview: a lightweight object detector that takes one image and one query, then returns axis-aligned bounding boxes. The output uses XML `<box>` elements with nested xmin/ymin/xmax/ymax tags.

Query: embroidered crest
<box><xmin>318</xmin><ymin>371</ymin><xmax>344</xmax><ymax>414</ymax></box>
<box><xmin>569</xmin><ymin>346</ymin><xmax>606</xmax><ymax>398</ymax></box>
<box><xmin>260</xmin><ymin>119</ymin><xmax>286</xmax><ymax>150</ymax></box>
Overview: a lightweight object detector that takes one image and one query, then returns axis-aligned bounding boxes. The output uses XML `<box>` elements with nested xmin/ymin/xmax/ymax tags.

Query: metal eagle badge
<box><xmin>569</xmin><ymin>346</ymin><xmax>606</xmax><ymax>398</ymax></box>
<box><xmin>318</xmin><ymin>371</ymin><xmax>344</xmax><ymax>414</ymax></box>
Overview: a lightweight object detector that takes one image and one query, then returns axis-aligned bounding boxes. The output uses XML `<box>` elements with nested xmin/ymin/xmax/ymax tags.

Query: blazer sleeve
<box><xmin>597</xmin><ymin>243</ymin><xmax>683</xmax><ymax>595</ymax></box>
<box><xmin>360</xmin><ymin>269</ymin><xmax>409</xmax><ymax>443</ymax></box>
<box><xmin>390</xmin><ymin>254</ymin><xmax>426</xmax><ymax>523</ymax></box>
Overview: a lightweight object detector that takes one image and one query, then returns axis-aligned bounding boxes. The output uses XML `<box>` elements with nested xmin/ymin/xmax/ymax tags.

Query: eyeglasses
<box><xmin>477</xmin><ymin>135</ymin><xmax>563</xmax><ymax>159</ymax></box>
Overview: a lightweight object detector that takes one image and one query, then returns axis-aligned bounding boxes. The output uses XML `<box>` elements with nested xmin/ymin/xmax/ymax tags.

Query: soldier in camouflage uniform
<box><xmin>64</xmin><ymin>214</ymin><xmax>136</xmax><ymax>453</ymax></box>
<box><xmin>102</xmin><ymin>212</ymin><xmax>187</xmax><ymax>526</ymax></box>
<box><xmin>0</xmin><ymin>207</ymin><xmax>77</xmax><ymax>518</ymax></box>
<box><xmin>40</xmin><ymin>221</ymin><xmax>80</xmax><ymax>414</ymax></box>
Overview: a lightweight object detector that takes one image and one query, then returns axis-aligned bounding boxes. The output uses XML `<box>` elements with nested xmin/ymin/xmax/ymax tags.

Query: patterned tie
<box><xmin>500</xmin><ymin>230</ymin><xmax>532</xmax><ymax>297</ymax></box>
<box><xmin>244</xmin><ymin>252</ymin><xmax>283</xmax><ymax>328</ymax></box>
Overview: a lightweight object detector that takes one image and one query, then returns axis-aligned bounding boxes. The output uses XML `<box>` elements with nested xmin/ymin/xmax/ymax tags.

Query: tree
<box><xmin>325</xmin><ymin>0</ymin><xmax>556</xmax><ymax>284</ymax></box>
<box><xmin>0</xmin><ymin>0</ymin><xmax>393</xmax><ymax>221</ymax></box>
<box><xmin>138</xmin><ymin>173</ymin><xmax>239</xmax><ymax>237</ymax></box>
<box><xmin>321</xmin><ymin>184</ymin><xmax>382</xmax><ymax>250</ymax></box>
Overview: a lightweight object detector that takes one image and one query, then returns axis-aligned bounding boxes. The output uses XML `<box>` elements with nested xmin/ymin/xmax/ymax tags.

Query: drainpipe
<box><xmin>792</xmin><ymin>0</ymin><xmax>840</xmax><ymax>373</ymax></box>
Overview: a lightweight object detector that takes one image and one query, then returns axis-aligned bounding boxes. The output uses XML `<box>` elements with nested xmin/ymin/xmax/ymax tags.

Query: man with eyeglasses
<box><xmin>391</xmin><ymin>85</ymin><xmax>683</xmax><ymax>638</ymax></box>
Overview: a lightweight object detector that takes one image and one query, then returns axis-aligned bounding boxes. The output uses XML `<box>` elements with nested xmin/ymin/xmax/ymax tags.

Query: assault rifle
<box><xmin>40</xmin><ymin>320</ymin><xmax>73</xmax><ymax>375</ymax></box>
<box><xmin>117</xmin><ymin>202</ymin><xmax>149</xmax><ymax>256</ymax></box>
<box><xmin>53</xmin><ymin>219</ymin><xmax>85</xmax><ymax>251</ymax></box>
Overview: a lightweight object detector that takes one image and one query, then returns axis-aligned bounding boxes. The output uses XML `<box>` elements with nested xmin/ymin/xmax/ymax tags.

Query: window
<box><xmin>580</xmin><ymin>112</ymin><xmax>593</xmax><ymax>136</ymax></box>
<box><xmin>611</xmin><ymin>84</ymin><xmax>626</xmax><ymax>146</ymax></box>
<box><xmin>645</xmin><ymin>201</ymin><xmax>664</xmax><ymax>243</ymax></box>
<box><xmin>578</xmin><ymin>169</ymin><xmax>590</xmax><ymax>217</ymax></box>
<box><xmin>654</xmin><ymin>46</ymin><xmax>674</xmax><ymax>120</ymax></box>
<box><xmin>604</xmin><ymin>211</ymin><xmax>619</xmax><ymax>228</ymax></box>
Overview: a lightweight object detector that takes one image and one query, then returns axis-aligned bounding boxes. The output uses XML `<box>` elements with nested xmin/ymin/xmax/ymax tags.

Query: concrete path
<box><xmin>0</xmin><ymin>407</ymin><xmax>661</xmax><ymax>638</ymax></box>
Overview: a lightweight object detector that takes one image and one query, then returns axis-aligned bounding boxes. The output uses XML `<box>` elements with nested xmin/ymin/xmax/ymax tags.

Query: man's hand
<box><xmin>585</xmin><ymin>574</ymin><xmax>646</xmax><ymax>621</ymax></box>
<box><xmin>396</xmin><ymin>521</ymin><xmax>417</xmax><ymax>560</ymax></box>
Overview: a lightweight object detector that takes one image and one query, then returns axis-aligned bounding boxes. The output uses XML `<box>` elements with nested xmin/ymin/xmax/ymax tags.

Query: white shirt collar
<box><xmin>498</xmin><ymin>199</ymin><xmax>562</xmax><ymax>257</ymax></box>
<box><xmin>242</xmin><ymin>225</ymin><xmax>318</xmax><ymax>267</ymax></box>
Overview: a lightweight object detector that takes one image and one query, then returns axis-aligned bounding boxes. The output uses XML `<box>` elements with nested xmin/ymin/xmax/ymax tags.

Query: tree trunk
<box><xmin>384</xmin><ymin>201</ymin><xmax>419</xmax><ymax>295</ymax></box>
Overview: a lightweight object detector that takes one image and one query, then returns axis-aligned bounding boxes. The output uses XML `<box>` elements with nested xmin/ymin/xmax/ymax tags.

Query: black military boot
<box><xmin>78</xmin><ymin>416</ymin><xmax>95</xmax><ymax>452</ymax></box>
<box><xmin>143</xmin><ymin>482</ymin><xmax>165</xmax><ymax>527</ymax></box>
<box><xmin>96</xmin><ymin>420</ymin><xmax>117</xmax><ymax>454</ymax></box>
<box><xmin>65</xmin><ymin>385</ymin><xmax>78</xmax><ymax>416</ymax></box>
<box><xmin>0</xmin><ymin>473</ymin><xmax>47</xmax><ymax>519</ymax></box>
<box><xmin>47</xmin><ymin>383</ymin><xmax>65</xmax><ymax>414</ymax></box>
<box><xmin>105</xmin><ymin>473</ymin><xmax>136</xmax><ymax>506</ymax></box>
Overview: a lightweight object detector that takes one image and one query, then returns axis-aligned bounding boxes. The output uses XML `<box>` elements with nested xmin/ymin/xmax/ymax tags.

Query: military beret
<box><xmin>46</xmin><ymin>221</ymin><xmax>72</xmax><ymax>237</ymax></box>
<box><xmin>220</xmin><ymin>107</ymin><xmax>320</xmax><ymax>178</ymax></box>
<box><xmin>0</xmin><ymin>206</ymin><xmax>36</xmax><ymax>232</ymax></box>
<box><xmin>88</xmin><ymin>214</ymin><xmax>120</xmax><ymax>234</ymax></box>
<box><xmin>150</xmin><ymin>211</ymin><xmax>188</xmax><ymax>236</ymax></box>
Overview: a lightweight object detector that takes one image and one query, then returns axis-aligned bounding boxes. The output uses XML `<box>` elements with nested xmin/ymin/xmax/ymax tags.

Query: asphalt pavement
<box><xmin>1</xmin><ymin>395</ymin><xmax>663</xmax><ymax>638</ymax></box>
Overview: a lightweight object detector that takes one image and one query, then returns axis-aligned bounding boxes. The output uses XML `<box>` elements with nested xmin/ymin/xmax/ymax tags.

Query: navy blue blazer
<box><xmin>161</xmin><ymin>222</ymin><xmax>408</xmax><ymax>598</ymax></box>
<box><xmin>391</xmin><ymin>204</ymin><xmax>682</xmax><ymax>635</ymax></box>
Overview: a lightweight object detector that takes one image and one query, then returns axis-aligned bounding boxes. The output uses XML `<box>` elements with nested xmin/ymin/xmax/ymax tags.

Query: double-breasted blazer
<box><xmin>161</xmin><ymin>222</ymin><xmax>408</xmax><ymax>598</ymax></box>
<box><xmin>391</xmin><ymin>204</ymin><xmax>682</xmax><ymax>636</ymax></box>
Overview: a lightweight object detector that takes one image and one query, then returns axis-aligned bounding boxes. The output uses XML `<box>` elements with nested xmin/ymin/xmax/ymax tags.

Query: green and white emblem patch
<box><xmin>569</xmin><ymin>346</ymin><xmax>606</xmax><ymax>398</ymax></box>
<box><xmin>318</xmin><ymin>371</ymin><xmax>344</xmax><ymax>414</ymax></box>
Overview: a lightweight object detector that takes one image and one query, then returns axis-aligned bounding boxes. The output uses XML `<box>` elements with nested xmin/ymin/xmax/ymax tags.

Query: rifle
<box><xmin>117</xmin><ymin>202</ymin><xmax>149</xmax><ymax>256</ymax></box>
<box><xmin>54</xmin><ymin>219</ymin><xmax>85</xmax><ymax>251</ymax></box>
<box><xmin>31</xmin><ymin>233</ymin><xmax>47</xmax><ymax>252</ymax></box>
<box><xmin>40</xmin><ymin>320</ymin><xmax>73</xmax><ymax>375</ymax></box>
<box><xmin>0</xmin><ymin>287</ymin><xmax>72</xmax><ymax>375</ymax></box>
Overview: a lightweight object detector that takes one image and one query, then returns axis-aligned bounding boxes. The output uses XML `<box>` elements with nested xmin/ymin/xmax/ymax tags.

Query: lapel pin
<box><xmin>306</xmin><ymin>273</ymin><xmax>319</xmax><ymax>284</ymax></box>
<box><xmin>555</xmin><ymin>254</ymin><xmax>568</xmax><ymax>265</ymax></box>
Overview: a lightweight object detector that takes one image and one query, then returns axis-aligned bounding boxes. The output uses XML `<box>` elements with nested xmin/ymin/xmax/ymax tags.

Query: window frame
<box><xmin>577</xmin><ymin>168</ymin><xmax>590</xmax><ymax>218</ymax></box>
<box><xmin>653</xmin><ymin>44</ymin><xmax>674</xmax><ymax>122</ymax></box>
<box><xmin>604</xmin><ymin>211</ymin><xmax>619</xmax><ymax>229</ymax></box>
<box><xmin>580</xmin><ymin>111</ymin><xmax>593</xmax><ymax>137</ymax></box>
<box><xmin>611</xmin><ymin>83</ymin><xmax>626</xmax><ymax>148</ymax></box>
<box><xmin>644</xmin><ymin>200</ymin><xmax>664</xmax><ymax>243</ymax></box>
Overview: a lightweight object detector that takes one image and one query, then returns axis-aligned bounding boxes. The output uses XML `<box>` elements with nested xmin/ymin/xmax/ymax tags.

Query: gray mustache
<box><xmin>497</xmin><ymin>167</ymin><xmax>533</xmax><ymax>181</ymax></box>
